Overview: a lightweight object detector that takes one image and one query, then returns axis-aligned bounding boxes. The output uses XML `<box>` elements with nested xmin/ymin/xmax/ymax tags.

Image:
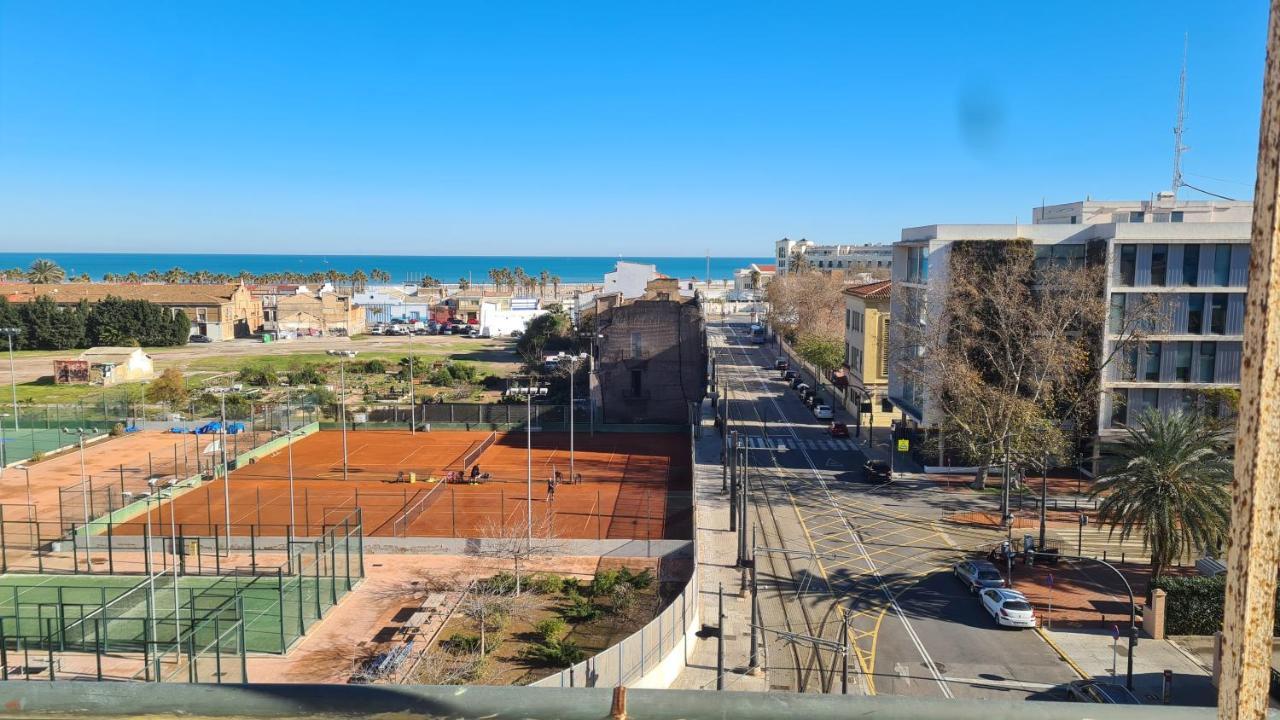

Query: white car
<box><xmin>980</xmin><ymin>588</ymin><xmax>1037</xmax><ymax>628</ymax></box>
<box><xmin>813</xmin><ymin>405</ymin><xmax>834</xmax><ymax>420</ymax></box>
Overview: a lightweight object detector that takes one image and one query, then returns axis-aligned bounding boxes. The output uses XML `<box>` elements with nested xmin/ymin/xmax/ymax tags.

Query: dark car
<box><xmin>791</xmin><ymin>378</ymin><xmax>807</xmax><ymax>390</ymax></box>
<box><xmin>1065</xmin><ymin>680</ymin><xmax>1142</xmax><ymax>704</ymax></box>
<box><xmin>829</xmin><ymin>422</ymin><xmax>849</xmax><ymax>438</ymax></box>
<box><xmin>782</xmin><ymin>370</ymin><xmax>799</xmax><ymax>382</ymax></box>
<box><xmin>189</xmin><ymin>334</ymin><xmax>212</xmax><ymax>343</ymax></box>
<box><xmin>774</xmin><ymin>358</ymin><xmax>789</xmax><ymax>371</ymax></box>
<box><xmin>863</xmin><ymin>460</ymin><xmax>891</xmax><ymax>483</ymax></box>
<box><xmin>953</xmin><ymin>559</ymin><xmax>1006</xmax><ymax>593</ymax></box>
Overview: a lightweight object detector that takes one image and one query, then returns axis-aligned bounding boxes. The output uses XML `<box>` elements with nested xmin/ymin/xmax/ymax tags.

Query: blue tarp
<box><xmin>227</xmin><ymin>422</ymin><xmax>246</xmax><ymax>435</ymax></box>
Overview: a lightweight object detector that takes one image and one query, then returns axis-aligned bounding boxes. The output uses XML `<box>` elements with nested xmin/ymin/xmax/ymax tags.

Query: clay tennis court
<box><xmin>128</xmin><ymin>429</ymin><xmax>692</xmax><ymax>540</ymax></box>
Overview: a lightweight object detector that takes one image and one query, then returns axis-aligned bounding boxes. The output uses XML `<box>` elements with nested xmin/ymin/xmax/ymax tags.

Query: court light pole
<box><xmin>526</xmin><ymin>378</ymin><xmax>533</xmax><ymax>548</ymax></box>
<box><xmin>339</xmin><ymin>357</ymin><xmax>350</xmax><ymax>481</ymax></box>
<box><xmin>65</xmin><ymin>427</ymin><xmax>91</xmax><ymax>571</ymax></box>
<box><xmin>285</xmin><ymin>389</ymin><xmax>296</xmax><ymax>540</ymax></box>
<box><xmin>0</xmin><ymin>327</ymin><xmax>19</xmax><ymax>431</ymax></box>
<box><xmin>219</xmin><ymin>392</ymin><xmax>232</xmax><ymax>550</ymax></box>
<box><xmin>408</xmin><ymin>325</ymin><xmax>416</xmax><ymax>435</ymax></box>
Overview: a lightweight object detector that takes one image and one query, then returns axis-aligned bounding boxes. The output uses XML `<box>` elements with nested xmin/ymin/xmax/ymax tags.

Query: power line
<box><xmin>1179</xmin><ymin>182</ymin><xmax>1237</xmax><ymax>202</ymax></box>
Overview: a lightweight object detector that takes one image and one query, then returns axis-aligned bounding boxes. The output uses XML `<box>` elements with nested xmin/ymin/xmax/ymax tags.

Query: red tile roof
<box><xmin>843</xmin><ymin>280</ymin><xmax>892</xmax><ymax>299</ymax></box>
<box><xmin>754</xmin><ymin>264</ymin><xmax>777</xmax><ymax>272</ymax></box>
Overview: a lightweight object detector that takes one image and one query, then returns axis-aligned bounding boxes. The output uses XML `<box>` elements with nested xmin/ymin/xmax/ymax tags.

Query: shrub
<box><xmin>359</xmin><ymin>359</ymin><xmax>387</xmax><ymax>374</ymax></box>
<box><xmin>618</xmin><ymin>567</ymin><xmax>654</xmax><ymax>590</ymax></box>
<box><xmin>609</xmin><ymin>583</ymin><xmax>636</xmax><ymax>614</ymax></box>
<box><xmin>588</xmin><ymin>569</ymin><xmax>622</xmax><ymax>597</ymax></box>
<box><xmin>238</xmin><ymin>364</ymin><xmax>277</xmax><ymax>388</ymax></box>
<box><xmin>529</xmin><ymin>573</ymin><xmax>566</xmax><ymax>595</ymax></box>
<box><xmin>109</xmin><ymin>422</ymin><xmax>126</xmax><ymax>437</ymax></box>
<box><xmin>477</xmin><ymin>572</ymin><xmax>517</xmax><ymax>595</ymax></box>
<box><xmin>559</xmin><ymin>593</ymin><xmax>601</xmax><ymax>622</ymax></box>
<box><xmin>533</xmin><ymin>618</ymin><xmax>567</xmax><ymax>644</ymax></box>
<box><xmin>30</xmin><ymin>451</ymin><xmax>45</xmax><ymax>462</ymax></box>
<box><xmin>519</xmin><ymin>638</ymin><xmax>584</xmax><ymax>667</ymax></box>
<box><xmin>1147</xmin><ymin>575</ymin><xmax>1271</xmax><ymax>635</ymax></box>
<box><xmin>287</xmin><ymin>367</ymin><xmax>326</xmax><ymax>386</ymax></box>
<box><xmin>441</xmin><ymin>633</ymin><xmax>481</xmax><ymax>655</ymax></box>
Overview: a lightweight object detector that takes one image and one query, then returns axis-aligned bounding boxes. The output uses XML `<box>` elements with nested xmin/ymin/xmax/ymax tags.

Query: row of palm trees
<box><xmin>485</xmin><ymin>267</ymin><xmax>562</xmax><ymax>297</ymax></box>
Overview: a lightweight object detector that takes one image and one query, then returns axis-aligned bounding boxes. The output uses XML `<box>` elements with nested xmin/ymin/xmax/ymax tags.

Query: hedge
<box><xmin>1152</xmin><ymin>575</ymin><xmax>1280</xmax><ymax>636</ymax></box>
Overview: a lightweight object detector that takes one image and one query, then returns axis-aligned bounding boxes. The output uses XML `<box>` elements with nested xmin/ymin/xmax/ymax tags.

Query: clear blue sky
<box><xmin>0</xmin><ymin>1</ymin><xmax>1268</xmax><ymax>255</ymax></box>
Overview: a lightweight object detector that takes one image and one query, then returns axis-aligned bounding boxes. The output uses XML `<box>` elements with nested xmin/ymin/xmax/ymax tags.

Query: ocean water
<box><xmin>0</xmin><ymin>253</ymin><xmax>772</xmax><ymax>284</ymax></box>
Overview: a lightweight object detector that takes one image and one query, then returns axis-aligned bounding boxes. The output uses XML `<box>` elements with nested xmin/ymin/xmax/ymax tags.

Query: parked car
<box><xmin>775</xmin><ymin>358</ymin><xmax>789</xmax><ymax>370</ymax></box>
<box><xmin>953</xmin><ymin>560</ymin><xmax>1006</xmax><ymax>594</ymax></box>
<box><xmin>829</xmin><ymin>422</ymin><xmax>849</xmax><ymax>438</ymax></box>
<box><xmin>189</xmin><ymin>334</ymin><xmax>212</xmax><ymax>343</ymax></box>
<box><xmin>783</xmin><ymin>370</ymin><xmax>799</xmax><ymax>382</ymax></box>
<box><xmin>1064</xmin><ymin>680</ymin><xmax>1142</xmax><ymax>704</ymax></box>
<box><xmin>979</xmin><ymin>588</ymin><xmax>1037</xmax><ymax>628</ymax></box>
<box><xmin>863</xmin><ymin>459</ymin><xmax>891</xmax><ymax>483</ymax></box>
<box><xmin>813</xmin><ymin>404</ymin><xmax>833</xmax><ymax>420</ymax></box>
<box><xmin>369</xmin><ymin>326</ymin><xmax>384</xmax><ymax>335</ymax></box>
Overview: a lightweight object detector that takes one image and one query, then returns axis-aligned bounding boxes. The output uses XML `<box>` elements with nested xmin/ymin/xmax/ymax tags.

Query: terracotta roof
<box><xmin>842</xmin><ymin>280</ymin><xmax>892</xmax><ymax>299</ymax></box>
<box><xmin>753</xmin><ymin>264</ymin><xmax>777</xmax><ymax>272</ymax></box>
<box><xmin>0</xmin><ymin>283</ymin><xmax>244</xmax><ymax>305</ymax></box>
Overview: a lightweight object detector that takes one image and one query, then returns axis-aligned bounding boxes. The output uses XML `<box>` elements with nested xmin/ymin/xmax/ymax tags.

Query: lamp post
<box><xmin>339</xmin><ymin>356</ymin><xmax>350</xmax><ymax>481</ymax></box>
<box><xmin>408</xmin><ymin>326</ymin><xmax>416</xmax><ymax>435</ymax></box>
<box><xmin>219</xmin><ymin>392</ymin><xmax>231</xmax><ymax>550</ymax></box>
<box><xmin>65</xmin><ymin>428</ymin><xmax>91</xmax><ymax>571</ymax></box>
<box><xmin>285</xmin><ymin>389</ymin><xmax>297</xmax><ymax>540</ymax></box>
<box><xmin>0</xmin><ymin>327</ymin><xmax>19</xmax><ymax>431</ymax></box>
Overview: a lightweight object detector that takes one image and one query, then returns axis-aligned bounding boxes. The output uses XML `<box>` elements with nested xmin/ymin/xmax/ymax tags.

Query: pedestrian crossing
<box><xmin>738</xmin><ymin>435</ymin><xmax>858</xmax><ymax>452</ymax></box>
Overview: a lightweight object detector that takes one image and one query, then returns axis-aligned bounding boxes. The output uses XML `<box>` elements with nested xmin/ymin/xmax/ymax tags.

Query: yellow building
<box><xmin>840</xmin><ymin>280</ymin><xmax>892</xmax><ymax>428</ymax></box>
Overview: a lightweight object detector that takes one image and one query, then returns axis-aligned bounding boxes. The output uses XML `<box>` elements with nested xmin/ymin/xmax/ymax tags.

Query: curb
<box><xmin>1036</xmin><ymin>626</ymin><xmax>1092</xmax><ymax>680</ymax></box>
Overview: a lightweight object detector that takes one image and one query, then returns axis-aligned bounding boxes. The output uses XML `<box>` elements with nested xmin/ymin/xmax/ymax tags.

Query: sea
<box><xmin>0</xmin><ymin>253</ymin><xmax>773</xmax><ymax>284</ymax></box>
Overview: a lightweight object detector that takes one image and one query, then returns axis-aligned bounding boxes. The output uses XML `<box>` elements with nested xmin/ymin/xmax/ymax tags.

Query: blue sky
<box><xmin>0</xmin><ymin>1</ymin><xmax>1268</xmax><ymax>256</ymax></box>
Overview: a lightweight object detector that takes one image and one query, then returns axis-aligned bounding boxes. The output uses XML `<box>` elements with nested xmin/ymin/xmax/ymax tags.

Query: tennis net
<box><xmin>452</xmin><ymin>431</ymin><xmax>498</xmax><ymax>473</ymax></box>
<box><xmin>391</xmin><ymin>484</ymin><xmax>445</xmax><ymax>537</ymax></box>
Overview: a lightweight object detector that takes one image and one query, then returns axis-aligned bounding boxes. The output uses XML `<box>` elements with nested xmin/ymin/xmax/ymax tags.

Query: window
<box><xmin>845</xmin><ymin>308</ymin><xmax>850</xmax><ymax>330</ymax></box>
<box><xmin>1187</xmin><ymin>294</ymin><xmax>1205</xmax><ymax>334</ymax></box>
<box><xmin>1214</xmin><ymin>245</ymin><xmax>1231</xmax><ymax>286</ymax></box>
<box><xmin>1210</xmin><ymin>293</ymin><xmax>1228</xmax><ymax>334</ymax></box>
<box><xmin>1198</xmin><ymin>342</ymin><xmax>1217</xmax><ymax>382</ymax></box>
<box><xmin>1172</xmin><ymin>211</ymin><xmax>1184</xmax><ymax>222</ymax></box>
<box><xmin>878</xmin><ymin>316</ymin><xmax>890</xmax><ymax>377</ymax></box>
<box><xmin>1122</xmin><ymin>345</ymin><xmax>1138</xmax><ymax>381</ymax></box>
<box><xmin>630</xmin><ymin>332</ymin><xmax>643</xmax><ymax>358</ymax></box>
<box><xmin>1141</xmin><ymin>388</ymin><xmax>1159</xmax><ymax>410</ymax></box>
<box><xmin>1183</xmin><ymin>245</ymin><xmax>1200</xmax><ymax>286</ymax></box>
<box><xmin>1109</xmin><ymin>294</ymin><xmax>1126</xmax><ymax>330</ymax></box>
<box><xmin>1174</xmin><ymin>342</ymin><xmax>1192</xmax><ymax>382</ymax></box>
<box><xmin>1110</xmin><ymin>391</ymin><xmax>1128</xmax><ymax>427</ymax></box>
<box><xmin>1151</xmin><ymin>244</ymin><xmax>1168</xmax><ymax>286</ymax></box>
<box><xmin>1129</xmin><ymin>211</ymin><xmax>1145</xmax><ymax>223</ymax></box>
<box><xmin>630</xmin><ymin>370</ymin><xmax>643</xmax><ymax>396</ymax></box>
<box><xmin>1118</xmin><ymin>245</ymin><xmax>1136</xmax><ymax>286</ymax></box>
<box><xmin>1143</xmin><ymin>341</ymin><xmax>1161</xmax><ymax>381</ymax></box>
<box><xmin>1070</xmin><ymin>215</ymin><xmax>1078</xmax><ymax>224</ymax></box>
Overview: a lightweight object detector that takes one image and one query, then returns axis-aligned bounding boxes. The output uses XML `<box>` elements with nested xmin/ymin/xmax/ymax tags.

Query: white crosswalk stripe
<box><xmin>739</xmin><ymin>436</ymin><xmax>857</xmax><ymax>452</ymax></box>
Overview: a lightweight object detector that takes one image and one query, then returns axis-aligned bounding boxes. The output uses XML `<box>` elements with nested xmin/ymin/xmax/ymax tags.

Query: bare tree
<box><xmin>898</xmin><ymin>241</ymin><xmax>1161</xmax><ymax>487</ymax></box>
<box><xmin>764</xmin><ymin>270</ymin><xmax>847</xmax><ymax>343</ymax></box>
<box><xmin>465</xmin><ymin>513</ymin><xmax>565</xmax><ymax>595</ymax></box>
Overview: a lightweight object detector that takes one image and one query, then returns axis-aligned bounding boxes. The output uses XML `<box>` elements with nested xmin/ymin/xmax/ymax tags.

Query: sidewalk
<box><xmin>670</xmin><ymin>398</ymin><xmax>767</xmax><ymax>692</ymax></box>
<box><xmin>1040</xmin><ymin>627</ymin><xmax>1217</xmax><ymax>706</ymax></box>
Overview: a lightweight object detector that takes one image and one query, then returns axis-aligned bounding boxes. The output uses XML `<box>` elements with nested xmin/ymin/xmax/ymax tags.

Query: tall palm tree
<box><xmin>538</xmin><ymin>270</ymin><xmax>550</xmax><ymax>297</ymax></box>
<box><xmin>27</xmin><ymin>259</ymin><xmax>66</xmax><ymax>284</ymax></box>
<box><xmin>1090</xmin><ymin>409</ymin><xmax>1233</xmax><ymax>582</ymax></box>
<box><xmin>162</xmin><ymin>267</ymin><xmax>187</xmax><ymax>284</ymax></box>
<box><xmin>458</xmin><ymin>277</ymin><xmax>472</xmax><ymax>290</ymax></box>
<box><xmin>551</xmin><ymin>275</ymin><xmax>561</xmax><ymax>298</ymax></box>
<box><xmin>124</xmin><ymin>271</ymin><xmax>141</xmax><ymax>283</ymax></box>
<box><xmin>351</xmin><ymin>269</ymin><xmax>368</xmax><ymax>292</ymax></box>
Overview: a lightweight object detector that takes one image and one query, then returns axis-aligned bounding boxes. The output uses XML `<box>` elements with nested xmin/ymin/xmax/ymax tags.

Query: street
<box><xmin>711</xmin><ymin>315</ymin><xmax>1080</xmax><ymax>700</ymax></box>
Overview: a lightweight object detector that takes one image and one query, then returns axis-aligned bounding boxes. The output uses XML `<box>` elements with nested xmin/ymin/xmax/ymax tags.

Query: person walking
<box><xmin>547</xmin><ymin>475</ymin><xmax>556</xmax><ymax>502</ymax></box>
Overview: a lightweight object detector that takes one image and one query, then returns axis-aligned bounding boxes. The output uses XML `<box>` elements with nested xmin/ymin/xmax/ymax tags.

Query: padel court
<box><xmin>128</xmin><ymin>430</ymin><xmax>692</xmax><ymax>540</ymax></box>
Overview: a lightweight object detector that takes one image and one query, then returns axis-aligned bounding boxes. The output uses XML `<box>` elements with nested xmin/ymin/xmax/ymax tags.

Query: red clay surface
<box><xmin>126</xmin><ymin>430</ymin><xmax>692</xmax><ymax>540</ymax></box>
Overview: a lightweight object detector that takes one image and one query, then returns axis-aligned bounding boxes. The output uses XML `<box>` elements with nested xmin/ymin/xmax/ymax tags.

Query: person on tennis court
<box><xmin>574</xmin><ymin>472</ymin><xmax>583</xmax><ymax>485</ymax></box>
<box><xmin>547</xmin><ymin>475</ymin><xmax>556</xmax><ymax>502</ymax></box>
<box><xmin>470</xmin><ymin>464</ymin><xmax>482</xmax><ymax>482</ymax></box>
<box><xmin>554</xmin><ymin>469</ymin><xmax>564</xmax><ymax>485</ymax></box>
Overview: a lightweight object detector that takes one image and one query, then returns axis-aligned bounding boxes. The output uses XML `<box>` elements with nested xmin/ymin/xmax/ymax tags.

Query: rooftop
<box><xmin>843</xmin><ymin>280</ymin><xmax>892</xmax><ymax>299</ymax></box>
<box><xmin>0</xmin><ymin>282</ymin><xmax>245</xmax><ymax>305</ymax></box>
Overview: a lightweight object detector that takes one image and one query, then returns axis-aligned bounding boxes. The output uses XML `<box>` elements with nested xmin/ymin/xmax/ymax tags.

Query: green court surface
<box><xmin>0</xmin><ymin>571</ymin><xmax>344</xmax><ymax>654</ymax></box>
<box><xmin>0</xmin><ymin>426</ymin><xmax>108</xmax><ymax>464</ymax></box>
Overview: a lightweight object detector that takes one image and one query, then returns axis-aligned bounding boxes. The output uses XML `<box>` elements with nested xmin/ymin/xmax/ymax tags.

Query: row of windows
<box><xmin>1121</xmin><ymin>341</ymin><xmax>1221</xmax><ymax>383</ymax></box>
<box><xmin>1033</xmin><ymin>244</ymin><xmax>1087</xmax><ymax>270</ymax></box>
<box><xmin>1116</xmin><ymin>243</ymin><xmax>1241</xmax><ymax>287</ymax></box>
<box><xmin>813</xmin><ymin>259</ymin><xmax>888</xmax><ymax>269</ymax></box>
<box><xmin>1108</xmin><ymin>386</ymin><xmax>1220</xmax><ymax>429</ymax></box>
<box><xmin>1109</xmin><ymin>292</ymin><xmax>1239</xmax><ymax>335</ymax></box>
<box><xmin>902</xmin><ymin>247</ymin><xmax>929</xmax><ymax>283</ymax></box>
<box><xmin>1113</xmin><ymin>211</ymin><xmax>1184</xmax><ymax>224</ymax></box>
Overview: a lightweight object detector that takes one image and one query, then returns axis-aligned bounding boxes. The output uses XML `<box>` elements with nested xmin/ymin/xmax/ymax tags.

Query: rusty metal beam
<box><xmin>1220</xmin><ymin>4</ymin><xmax>1280</xmax><ymax>718</ymax></box>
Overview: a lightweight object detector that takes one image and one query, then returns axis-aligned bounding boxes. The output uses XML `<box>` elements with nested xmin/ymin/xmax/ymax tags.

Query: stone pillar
<box><xmin>1143</xmin><ymin>588</ymin><xmax>1167</xmax><ymax>640</ymax></box>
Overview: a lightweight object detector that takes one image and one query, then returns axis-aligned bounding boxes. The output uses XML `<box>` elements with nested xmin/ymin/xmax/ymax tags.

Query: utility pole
<box><xmin>1</xmin><ymin>328</ymin><xmax>19</xmax><ymax>431</ymax></box>
<box><xmin>1039</xmin><ymin>452</ymin><xmax>1049</xmax><ymax>550</ymax></box>
<box><xmin>408</xmin><ymin>326</ymin><xmax>416</xmax><ymax>435</ymax></box>
<box><xmin>716</xmin><ymin>582</ymin><xmax>725</xmax><ymax>691</ymax></box>
<box><xmin>728</xmin><ymin>431</ymin><xmax>738</xmax><ymax>532</ymax></box>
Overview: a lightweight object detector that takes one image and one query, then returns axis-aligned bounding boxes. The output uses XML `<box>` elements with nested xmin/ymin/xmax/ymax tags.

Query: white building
<box><xmin>351</xmin><ymin>285</ymin><xmax>441</xmax><ymax>325</ymax></box>
<box><xmin>731</xmin><ymin>263</ymin><xmax>776</xmax><ymax>297</ymax></box>
<box><xmin>775</xmin><ymin>238</ymin><xmax>893</xmax><ymax>275</ymax></box>
<box><xmin>887</xmin><ymin>196</ymin><xmax>1251</xmax><ymax>458</ymax></box>
<box><xmin>479</xmin><ymin>297</ymin><xmax>547</xmax><ymax>337</ymax></box>
<box><xmin>80</xmin><ymin>347</ymin><xmax>155</xmax><ymax>386</ymax></box>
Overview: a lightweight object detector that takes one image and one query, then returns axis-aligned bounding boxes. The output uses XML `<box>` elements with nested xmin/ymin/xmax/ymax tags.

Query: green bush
<box><xmin>519</xmin><ymin>638</ymin><xmax>584</xmax><ymax>667</ymax></box>
<box><xmin>588</xmin><ymin>569</ymin><xmax>622</xmax><ymax>597</ymax></box>
<box><xmin>477</xmin><ymin>572</ymin><xmax>517</xmax><ymax>595</ymax></box>
<box><xmin>1149</xmin><ymin>575</ymin><xmax>1271</xmax><ymax>636</ymax></box>
<box><xmin>559</xmin><ymin>593</ymin><xmax>601</xmax><ymax>622</ymax></box>
<box><xmin>441</xmin><ymin>633</ymin><xmax>481</xmax><ymax>655</ymax></box>
<box><xmin>533</xmin><ymin>617</ymin><xmax>567</xmax><ymax>643</ymax></box>
<box><xmin>358</xmin><ymin>359</ymin><xmax>387</xmax><ymax>374</ymax></box>
<box><xmin>287</xmin><ymin>367</ymin><xmax>326</xmax><ymax>386</ymax></box>
<box><xmin>529</xmin><ymin>573</ymin><xmax>567</xmax><ymax>595</ymax></box>
<box><xmin>238</xmin><ymin>364</ymin><xmax>277</xmax><ymax>387</ymax></box>
<box><xmin>109</xmin><ymin>422</ymin><xmax>125</xmax><ymax>437</ymax></box>
<box><xmin>618</xmin><ymin>567</ymin><xmax>654</xmax><ymax>590</ymax></box>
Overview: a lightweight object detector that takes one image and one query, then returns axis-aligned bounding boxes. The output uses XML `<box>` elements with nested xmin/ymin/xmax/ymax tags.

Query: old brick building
<box><xmin>593</xmin><ymin>279</ymin><xmax>706</xmax><ymax>425</ymax></box>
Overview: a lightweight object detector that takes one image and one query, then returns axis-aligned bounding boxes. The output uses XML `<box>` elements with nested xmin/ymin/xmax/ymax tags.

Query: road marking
<box><xmin>944</xmin><ymin>676</ymin><xmax>1058</xmax><ymax>691</ymax></box>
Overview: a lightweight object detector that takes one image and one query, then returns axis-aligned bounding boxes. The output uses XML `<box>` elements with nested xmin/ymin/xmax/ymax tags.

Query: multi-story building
<box><xmin>887</xmin><ymin>196</ymin><xmax>1251</xmax><ymax>460</ymax></box>
<box><xmin>0</xmin><ymin>282</ymin><xmax>263</xmax><ymax>341</ymax></box>
<box><xmin>774</xmin><ymin>238</ymin><xmax>893</xmax><ymax>275</ymax></box>
<box><xmin>593</xmin><ymin>278</ymin><xmax>707</xmax><ymax>425</ymax></box>
<box><xmin>838</xmin><ymin>280</ymin><xmax>893</xmax><ymax>430</ymax></box>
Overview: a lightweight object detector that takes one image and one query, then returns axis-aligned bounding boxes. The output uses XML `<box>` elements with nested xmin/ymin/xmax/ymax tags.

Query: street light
<box><xmin>0</xmin><ymin>327</ymin><xmax>19</xmax><ymax>431</ymax></box>
<box><xmin>407</xmin><ymin>324</ymin><xmax>416</xmax><ymax>435</ymax></box>
<box><xmin>284</xmin><ymin>389</ymin><xmax>297</xmax><ymax>540</ymax></box>
<box><xmin>64</xmin><ymin>427</ymin><xmax>92</xmax><ymax>572</ymax></box>
<box><xmin>514</xmin><ymin>375</ymin><xmax>547</xmax><ymax>547</ymax></box>
<box><xmin>144</xmin><ymin>481</ymin><xmax>182</xmax><ymax>669</ymax></box>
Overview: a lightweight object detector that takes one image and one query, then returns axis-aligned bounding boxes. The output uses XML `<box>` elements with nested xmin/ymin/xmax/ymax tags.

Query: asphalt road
<box><xmin>711</xmin><ymin>315</ymin><xmax>1080</xmax><ymax>701</ymax></box>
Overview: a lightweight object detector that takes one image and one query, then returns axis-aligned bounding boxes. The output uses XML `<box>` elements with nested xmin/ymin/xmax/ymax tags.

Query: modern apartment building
<box><xmin>774</xmin><ymin>238</ymin><xmax>893</xmax><ymax>275</ymax></box>
<box><xmin>887</xmin><ymin>197</ymin><xmax>1251</xmax><ymax>458</ymax></box>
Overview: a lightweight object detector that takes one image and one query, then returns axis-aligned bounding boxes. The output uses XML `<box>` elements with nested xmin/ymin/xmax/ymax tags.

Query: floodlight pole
<box><xmin>408</xmin><ymin>329</ymin><xmax>416</xmax><ymax>435</ymax></box>
<box><xmin>220</xmin><ymin>393</ymin><xmax>231</xmax><ymax>551</ymax></box>
<box><xmin>74</xmin><ymin>431</ymin><xmax>91</xmax><ymax>572</ymax></box>
<box><xmin>568</xmin><ymin>355</ymin><xmax>575</xmax><ymax>484</ymax></box>
<box><xmin>286</xmin><ymin>390</ymin><xmax>296</xmax><ymax>540</ymax></box>
<box><xmin>526</xmin><ymin>379</ymin><xmax>533</xmax><ymax>548</ymax></box>
<box><xmin>1</xmin><ymin>328</ymin><xmax>19</xmax><ymax>431</ymax></box>
<box><xmin>340</xmin><ymin>358</ymin><xmax>349</xmax><ymax>482</ymax></box>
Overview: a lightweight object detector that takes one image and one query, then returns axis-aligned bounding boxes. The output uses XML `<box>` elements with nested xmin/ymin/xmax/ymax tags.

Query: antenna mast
<box><xmin>1171</xmin><ymin>34</ymin><xmax>1189</xmax><ymax>200</ymax></box>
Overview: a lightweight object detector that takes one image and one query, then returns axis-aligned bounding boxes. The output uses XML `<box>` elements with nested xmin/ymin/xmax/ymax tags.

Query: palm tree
<box><xmin>73</xmin><ymin>273</ymin><xmax>92</xmax><ymax>283</ymax></box>
<box><xmin>162</xmin><ymin>267</ymin><xmax>187</xmax><ymax>284</ymax></box>
<box><xmin>124</xmin><ymin>271</ymin><xmax>141</xmax><ymax>283</ymax></box>
<box><xmin>1090</xmin><ymin>409</ymin><xmax>1233</xmax><ymax>583</ymax></box>
<box><xmin>351</xmin><ymin>269</ymin><xmax>368</xmax><ymax>292</ymax></box>
<box><xmin>551</xmin><ymin>275</ymin><xmax>561</xmax><ymax>298</ymax></box>
<box><xmin>458</xmin><ymin>277</ymin><xmax>472</xmax><ymax>290</ymax></box>
<box><xmin>538</xmin><ymin>270</ymin><xmax>550</xmax><ymax>297</ymax></box>
<box><xmin>27</xmin><ymin>259</ymin><xmax>66</xmax><ymax>284</ymax></box>
<box><xmin>143</xmin><ymin>269</ymin><xmax>162</xmax><ymax>282</ymax></box>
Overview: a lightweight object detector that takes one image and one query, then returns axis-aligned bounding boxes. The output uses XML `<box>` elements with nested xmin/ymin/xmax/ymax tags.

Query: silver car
<box><xmin>953</xmin><ymin>559</ymin><xmax>1006</xmax><ymax>594</ymax></box>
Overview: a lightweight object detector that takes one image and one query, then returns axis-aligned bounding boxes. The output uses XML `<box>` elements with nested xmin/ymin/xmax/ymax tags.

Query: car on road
<box><xmin>979</xmin><ymin>588</ymin><xmax>1037</xmax><ymax>628</ymax></box>
<box><xmin>829</xmin><ymin>422</ymin><xmax>849</xmax><ymax>438</ymax></box>
<box><xmin>775</xmin><ymin>358</ymin><xmax>789</xmax><ymax>370</ymax></box>
<box><xmin>189</xmin><ymin>334</ymin><xmax>212</xmax><ymax>343</ymax></box>
<box><xmin>782</xmin><ymin>370</ymin><xmax>799</xmax><ymax>382</ymax></box>
<box><xmin>794</xmin><ymin>382</ymin><xmax>810</xmax><ymax>393</ymax></box>
<box><xmin>813</xmin><ymin>404</ymin><xmax>833</xmax><ymax>420</ymax></box>
<box><xmin>789</xmin><ymin>378</ymin><xmax>805</xmax><ymax>390</ymax></box>
<box><xmin>1064</xmin><ymin>680</ymin><xmax>1142</xmax><ymax>704</ymax></box>
<box><xmin>862</xmin><ymin>459</ymin><xmax>891</xmax><ymax>483</ymax></box>
<box><xmin>953</xmin><ymin>559</ymin><xmax>1006</xmax><ymax>594</ymax></box>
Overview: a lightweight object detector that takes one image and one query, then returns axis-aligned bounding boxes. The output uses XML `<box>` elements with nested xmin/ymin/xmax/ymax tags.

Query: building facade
<box><xmin>775</xmin><ymin>238</ymin><xmax>893</xmax><ymax>275</ymax></box>
<box><xmin>886</xmin><ymin>197</ymin><xmax>1251</xmax><ymax>455</ymax></box>
<box><xmin>840</xmin><ymin>281</ymin><xmax>892</xmax><ymax>429</ymax></box>
<box><xmin>593</xmin><ymin>279</ymin><xmax>707</xmax><ymax>425</ymax></box>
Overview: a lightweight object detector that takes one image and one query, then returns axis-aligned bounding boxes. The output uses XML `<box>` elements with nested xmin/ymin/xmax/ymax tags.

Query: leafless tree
<box><xmin>764</xmin><ymin>270</ymin><xmax>847</xmax><ymax>344</ymax></box>
<box><xmin>465</xmin><ymin>514</ymin><xmax>566</xmax><ymax>595</ymax></box>
<box><xmin>897</xmin><ymin>241</ymin><xmax>1162</xmax><ymax>487</ymax></box>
